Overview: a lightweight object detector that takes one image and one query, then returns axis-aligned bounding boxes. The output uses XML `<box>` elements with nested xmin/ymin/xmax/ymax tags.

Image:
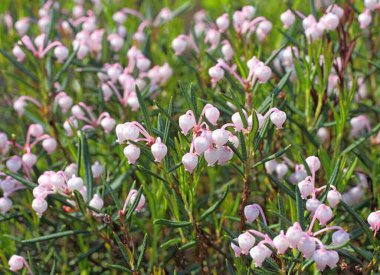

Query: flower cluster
<box><xmin>116</xmin><ymin>121</ymin><xmax>168</xmax><ymax>164</ymax></box>
<box><xmin>179</xmin><ymin>105</ymin><xmax>287</xmax><ymax>174</ymax></box>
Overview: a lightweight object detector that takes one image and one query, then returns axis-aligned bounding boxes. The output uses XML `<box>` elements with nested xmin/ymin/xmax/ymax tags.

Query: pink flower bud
<box><xmin>136</xmin><ymin>56</ymin><xmax>151</xmax><ymax>72</ymax></box>
<box><xmin>297</xmin><ymin>234</ymin><xmax>316</xmax><ymax>258</ymax></box>
<box><xmin>22</xmin><ymin>153</ymin><xmax>37</xmax><ymax>169</ymax></box>
<box><xmin>298</xmin><ymin>178</ymin><xmax>314</xmax><ymax>199</ymax></box>
<box><xmin>194</xmin><ymin>136</ymin><xmax>210</xmax><ymax>155</ymax></box>
<box><xmin>242</xmin><ymin>6</ymin><xmax>256</xmax><ymax>20</ymax></box>
<box><xmin>112</xmin><ymin>11</ymin><xmax>127</xmax><ymax>24</ymax></box>
<box><xmin>101</xmin><ymin>117</ymin><xmax>116</xmax><ymax>133</ymax></box>
<box><xmin>179</xmin><ymin>111</ymin><xmax>196</xmax><ymax>135</ymax></box>
<box><xmin>365</xmin><ymin>0</ymin><xmax>378</xmax><ymax>10</ymax></box>
<box><xmin>42</xmin><ymin>137</ymin><xmax>57</xmax><ymax>154</ymax></box>
<box><xmin>91</xmin><ymin>161</ymin><xmax>103</xmax><ymax>178</ymax></box>
<box><xmin>221</xmin><ymin>42</ymin><xmax>234</xmax><ymax>61</ymax></box>
<box><xmin>12</xmin><ymin>45</ymin><xmax>25</xmax><ymax>62</ymax></box>
<box><xmin>13</xmin><ymin>98</ymin><xmax>26</xmax><ymax>115</ymax></box>
<box><xmin>212</xmin><ymin>129</ymin><xmax>230</xmax><ymax>147</ymax></box>
<box><xmin>107</xmin><ymin>64</ymin><xmax>123</xmax><ymax>83</ymax></box>
<box><xmin>204</xmin><ymin>147</ymin><xmax>220</xmax><ymax>166</ymax></box>
<box><xmin>358</xmin><ymin>10</ymin><xmax>372</xmax><ymax>29</ymax></box>
<box><xmin>57</xmin><ymin>95</ymin><xmax>73</xmax><ymax>113</ymax></box>
<box><xmin>216</xmin><ymin>13</ymin><xmax>229</xmax><ymax>32</ymax></box>
<box><xmin>367</xmin><ymin>210</ymin><xmax>380</xmax><ymax>232</ymax></box>
<box><xmin>101</xmin><ymin>83</ymin><xmax>113</xmax><ymax>101</ymax></box>
<box><xmin>320</xmin><ymin>13</ymin><xmax>340</xmax><ymax>31</ymax></box>
<box><xmin>123</xmin><ymin>144</ymin><xmax>141</xmax><ymax>164</ymax></box>
<box><xmin>64</xmin><ymin>163</ymin><xmax>77</xmax><ymax>178</ymax></box>
<box><xmin>315</xmin><ymin>204</ymin><xmax>333</xmax><ymax>225</ymax></box>
<box><xmin>182</xmin><ymin>153</ymin><xmax>198</xmax><ymax>174</ymax></box>
<box><xmin>0</xmin><ymin>197</ymin><xmax>12</xmax><ymax>214</ymax></box>
<box><xmin>204</xmin><ymin>104</ymin><xmax>220</xmax><ymax>125</ymax></box>
<box><xmin>302</xmin><ymin>15</ymin><xmax>317</xmax><ymax>30</ymax></box>
<box><xmin>6</xmin><ymin>156</ymin><xmax>22</xmax><ymax>173</ymax></box>
<box><xmin>8</xmin><ymin>255</ymin><xmax>25</xmax><ymax>271</ymax></box>
<box><xmin>116</xmin><ymin>123</ymin><xmax>140</xmax><ymax>143</ymax></box>
<box><xmin>108</xmin><ymin>34</ymin><xmax>124</xmax><ymax>51</ymax></box>
<box><xmin>217</xmin><ymin>146</ymin><xmax>234</xmax><ymax>165</ymax></box>
<box><xmin>54</xmin><ymin>45</ymin><xmax>69</xmax><ymax>63</ymax></box>
<box><xmin>312</xmin><ymin>248</ymin><xmax>330</xmax><ymax>271</ymax></box>
<box><xmin>71</xmin><ymin>105</ymin><xmax>85</xmax><ymax>118</ymax></box>
<box><xmin>327</xmin><ymin>189</ymin><xmax>342</xmax><ymax>207</ymax></box>
<box><xmin>280</xmin><ymin>10</ymin><xmax>295</xmax><ymax>29</ymax></box>
<box><xmin>265</xmin><ymin>159</ymin><xmax>278</xmax><ymax>174</ymax></box>
<box><xmin>317</xmin><ymin>127</ymin><xmax>330</xmax><ymax>143</ymax></box>
<box><xmin>29</xmin><ymin>124</ymin><xmax>44</xmax><ymax>137</ymax></box>
<box><xmin>67</xmin><ymin>175</ymin><xmax>84</xmax><ymax>191</ymax></box>
<box><xmin>249</xmin><ymin>243</ymin><xmax>272</xmax><ymax>267</ymax></box>
<box><xmin>238</xmin><ymin>231</ymin><xmax>255</xmax><ymax>255</ymax></box>
<box><xmin>305</xmin><ymin>156</ymin><xmax>321</xmax><ymax>171</ymax></box>
<box><xmin>158</xmin><ymin>63</ymin><xmax>173</xmax><ymax>84</ymax></box>
<box><xmin>270</xmin><ymin>110</ymin><xmax>287</xmax><ymax>129</ymax></box>
<box><xmin>172</xmin><ymin>35</ymin><xmax>188</xmax><ymax>55</ymax></box>
<box><xmin>244</xmin><ymin>204</ymin><xmax>260</xmax><ymax>223</ymax></box>
<box><xmin>229</xmin><ymin>135</ymin><xmax>239</xmax><ymax>148</ymax></box>
<box><xmin>273</xmin><ymin>230</ymin><xmax>289</xmax><ymax>254</ymax></box>
<box><xmin>254</xmin><ymin>64</ymin><xmax>272</xmax><ymax>83</ymax></box>
<box><xmin>129</xmin><ymin>190</ymin><xmax>146</xmax><ymax>212</ymax></box>
<box><xmin>306</xmin><ymin>198</ymin><xmax>322</xmax><ymax>213</ymax></box>
<box><xmin>127</xmin><ymin>93</ymin><xmax>139</xmax><ymax>111</ymax></box>
<box><xmin>50</xmin><ymin>173</ymin><xmax>65</xmax><ymax>190</ymax></box>
<box><xmin>326</xmin><ymin>250</ymin><xmax>339</xmax><ymax>269</ymax></box>
<box><xmin>32</xmin><ymin>198</ymin><xmax>48</xmax><ymax>217</ymax></box>
<box><xmin>275</xmin><ymin>162</ymin><xmax>289</xmax><ymax>179</ymax></box>
<box><xmin>151</xmin><ymin>137</ymin><xmax>167</xmax><ymax>162</ymax></box>
<box><xmin>15</xmin><ymin>18</ymin><xmax>29</xmax><ymax>35</ymax></box>
<box><xmin>205</xmin><ymin>29</ymin><xmax>221</xmax><ymax>48</ymax></box>
<box><xmin>208</xmin><ymin>65</ymin><xmax>224</xmax><ymax>82</ymax></box>
<box><xmin>231</xmin><ymin>238</ymin><xmax>242</xmax><ymax>257</ymax></box>
<box><xmin>332</xmin><ymin>229</ymin><xmax>349</xmax><ymax>245</ymax></box>
<box><xmin>89</xmin><ymin>194</ymin><xmax>104</xmax><ymax>210</ymax></box>
<box><xmin>232</xmin><ymin>111</ymin><xmax>247</xmax><ymax>131</ymax></box>
<box><xmin>305</xmin><ymin>23</ymin><xmax>323</xmax><ymax>42</ymax></box>
<box><xmin>286</xmin><ymin>222</ymin><xmax>304</xmax><ymax>248</ymax></box>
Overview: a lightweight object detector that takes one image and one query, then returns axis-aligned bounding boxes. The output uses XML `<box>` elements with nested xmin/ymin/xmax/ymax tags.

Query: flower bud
<box><xmin>286</xmin><ymin>222</ymin><xmax>303</xmax><ymax>248</ymax></box>
<box><xmin>244</xmin><ymin>204</ymin><xmax>260</xmax><ymax>223</ymax></box>
<box><xmin>12</xmin><ymin>45</ymin><xmax>26</xmax><ymax>62</ymax></box>
<box><xmin>265</xmin><ymin>159</ymin><xmax>278</xmax><ymax>174</ymax></box>
<box><xmin>32</xmin><ymin>198</ymin><xmax>48</xmax><ymax>217</ymax></box>
<box><xmin>367</xmin><ymin>210</ymin><xmax>380</xmax><ymax>232</ymax></box>
<box><xmin>136</xmin><ymin>56</ymin><xmax>151</xmax><ymax>72</ymax></box>
<box><xmin>297</xmin><ymin>233</ymin><xmax>316</xmax><ymax>258</ymax></box>
<box><xmin>108</xmin><ymin>34</ymin><xmax>124</xmax><ymax>51</ymax></box>
<box><xmin>182</xmin><ymin>153</ymin><xmax>198</xmax><ymax>174</ymax></box>
<box><xmin>123</xmin><ymin>144</ymin><xmax>141</xmax><ymax>164</ymax></box>
<box><xmin>89</xmin><ymin>194</ymin><xmax>104</xmax><ymax>210</ymax></box>
<box><xmin>302</xmin><ymin>15</ymin><xmax>317</xmax><ymax>30</ymax></box>
<box><xmin>229</xmin><ymin>135</ymin><xmax>239</xmax><ymax>148</ymax></box>
<box><xmin>232</xmin><ymin>111</ymin><xmax>247</xmax><ymax>131</ymax></box>
<box><xmin>306</xmin><ymin>198</ymin><xmax>322</xmax><ymax>213</ymax></box>
<box><xmin>107</xmin><ymin>65</ymin><xmax>122</xmax><ymax>83</ymax></box>
<box><xmin>15</xmin><ymin>18</ymin><xmax>29</xmax><ymax>35</ymax></box>
<box><xmin>64</xmin><ymin>163</ymin><xmax>77</xmax><ymax>178</ymax></box>
<box><xmin>305</xmin><ymin>156</ymin><xmax>321</xmax><ymax>171</ymax></box>
<box><xmin>57</xmin><ymin>95</ymin><xmax>73</xmax><ymax>113</ymax></box>
<box><xmin>298</xmin><ymin>178</ymin><xmax>314</xmax><ymax>199</ymax></box>
<box><xmin>212</xmin><ymin>129</ymin><xmax>230</xmax><ymax>147</ymax></box>
<box><xmin>217</xmin><ymin>146</ymin><xmax>234</xmax><ymax>165</ymax></box>
<box><xmin>29</xmin><ymin>124</ymin><xmax>44</xmax><ymax>137</ymax></box>
<box><xmin>221</xmin><ymin>42</ymin><xmax>234</xmax><ymax>61</ymax></box>
<box><xmin>129</xmin><ymin>190</ymin><xmax>146</xmax><ymax>212</ymax></box>
<box><xmin>317</xmin><ymin>127</ymin><xmax>330</xmax><ymax>143</ymax></box>
<box><xmin>67</xmin><ymin>175</ymin><xmax>84</xmax><ymax>191</ymax></box>
<box><xmin>91</xmin><ymin>161</ymin><xmax>103</xmax><ymax>178</ymax></box>
<box><xmin>275</xmin><ymin>162</ymin><xmax>289</xmax><ymax>179</ymax></box>
<box><xmin>116</xmin><ymin>123</ymin><xmax>140</xmax><ymax>143</ymax></box>
<box><xmin>208</xmin><ymin>65</ymin><xmax>224</xmax><ymax>82</ymax></box>
<box><xmin>172</xmin><ymin>35</ymin><xmax>188</xmax><ymax>55</ymax></box>
<box><xmin>204</xmin><ymin>147</ymin><xmax>220</xmax><ymax>166</ymax></box>
<box><xmin>332</xmin><ymin>229</ymin><xmax>349</xmax><ymax>245</ymax></box>
<box><xmin>231</xmin><ymin>238</ymin><xmax>242</xmax><ymax>257</ymax></box>
<box><xmin>204</xmin><ymin>104</ymin><xmax>220</xmax><ymax>125</ymax></box>
<box><xmin>326</xmin><ymin>250</ymin><xmax>339</xmax><ymax>269</ymax></box>
<box><xmin>113</xmin><ymin>11</ymin><xmax>127</xmax><ymax>24</ymax></box>
<box><xmin>238</xmin><ymin>231</ymin><xmax>255</xmax><ymax>255</ymax></box>
<box><xmin>0</xmin><ymin>197</ymin><xmax>12</xmax><ymax>214</ymax></box>
<box><xmin>358</xmin><ymin>10</ymin><xmax>372</xmax><ymax>29</ymax></box>
<box><xmin>365</xmin><ymin>0</ymin><xmax>378</xmax><ymax>10</ymax></box>
<box><xmin>327</xmin><ymin>189</ymin><xmax>342</xmax><ymax>208</ymax></box>
<box><xmin>249</xmin><ymin>243</ymin><xmax>272</xmax><ymax>267</ymax></box>
<box><xmin>273</xmin><ymin>231</ymin><xmax>289</xmax><ymax>254</ymax></box>
<box><xmin>280</xmin><ymin>10</ymin><xmax>295</xmax><ymax>29</ymax></box>
<box><xmin>270</xmin><ymin>110</ymin><xmax>287</xmax><ymax>129</ymax></box>
<box><xmin>6</xmin><ymin>156</ymin><xmax>22</xmax><ymax>173</ymax></box>
<box><xmin>22</xmin><ymin>153</ymin><xmax>37</xmax><ymax>169</ymax></box>
<box><xmin>312</xmin><ymin>248</ymin><xmax>330</xmax><ymax>271</ymax></box>
<box><xmin>194</xmin><ymin>136</ymin><xmax>210</xmax><ymax>155</ymax></box>
<box><xmin>54</xmin><ymin>45</ymin><xmax>69</xmax><ymax>63</ymax></box>
<box><xmin>8</xmin><ymin>255</ymin><xmax>24</xmax><ymax>271</ymax></box>
<box><xmin>13</xmin><ymin>98</ymin><xmax>26</xmax><ymax>115</ymax></box>
<box><xmin>315</xmin><ymin>204</ymin><xmax>333</xmax><ymax>225</ymax></box>
<box><xmin>101</xmin><ymin>117</ymin><xmax>116</xmax><ymax>133</ymax></box>
<box><xmin>179</xmin><ymin>111</ymin><xmax>196</xmax><ymax>135</ymax></box>
<box><xmin>242</xmin><ymin>6</ymin><xmax>256</xmax><ymax>20</ymax></box>
<box><xmin>42</xmin><ymin>137</ymin><xmax>57</xmax><ymax>154</ymax></box>
<box><xmin>151</xmin><ymin>137</ymin><xmax>167</xmax><ymax>162</ymax></box>
<box><xmin>50</xmin><ymin>173</ymin><xmax>65</xmax><ymax>190</ymax></box>
<box><xmin>320</xmin><ymin>13</ymin><xmax>339</xmax><ymax>31</ymax></box>
<box><xmin>71</xmin><ymin>105</ymin><xmax>85</xmax><ymax>118</ymax></box>
<box><xmin>216</xmin><ymin>13</ymin><xmax>229</xmax><ymax>32</ymax></box>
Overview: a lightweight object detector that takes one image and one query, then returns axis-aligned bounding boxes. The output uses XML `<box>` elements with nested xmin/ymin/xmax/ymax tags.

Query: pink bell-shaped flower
<box><xmin>332</xmin><ymin>229</ymin><xmax>349</xmax><ymax>245</ymax></box>
<box><xmin>179</xmin><ymin>111</ymin><xmax>196</xmax><ymax>135</ymax></box>
<box><xmin>249</xmin><ymin>243</ymin><xmax>272</xmax><ymax>267</ymax></box>
<box><xmin>273</xmin><ymin>230</ymin><xmax>289</xmax><ymax>254</ymax></box>
<box><xmin>270</xmin><ymin>110</ymin><xmax>287</xmax><ymax>129</ymax></box>
<box><xmin>212</xmin><ymin>129</ymin><xmax>230</xmax><ymax>147</ymax></box>
<box><xmin>89</xmin><ymin>194</ymin><xmax>104</xmax><ymax>210</ymax></box>
<box><xmin>22</xmin><ymin>153</ymin><xmax>37</xmax><ymax>169</ymax></box>
<box><xmin>151</xmin><ymin>137</ymin><xmax>168</xmax><ymax>162</ymax></box>
<box><xmin>298</xmin><ymin>178</ymin><xmax>314</xmax><ymax>199</ymax></box>
<box><xmin>297</xmin><ymin>234</ymin><xmax>316</xmax><ymax>258</ymax></box>
<box><xmin>327</xmin><ymin>189</ymin><xmax>342</xmax><ymax>208</ymax></box>
<box><xmin>315</xmin><ymin>204</ymin><xmax>333</xmax><ymax>226</ymax></box>
<box><xmin>8</xmin><ymin>255</ymin><xmax>25</xmax><ymax>271</ymax></box>
<box><xmin>54</xmin><ymin>45</ymin><xmax>69</xmax><ymax>63</ymax></box>
<box><xmin>231</xmin><ymin>238</ymin><xmax>242</xmax><ymax>257</ymax></box>
<box><xmin>204</xmin><ymin>147</ymin><xmax>220</xmax><ymax>166</ymax></box>
<box><xmin>238</xmin><ymin>231</ymin><xmax>256</xmax><ymax>255</ymax></box>
<box><xmin>244</xmin><ymin>204</ymin><xmax>260</xmax><ymax>223</ymax></box>
<box><xmin>204</xmin><ymin>104</ymin><xmax>220</xmax><ymax>125</ymax></box>
<box><xmin>32</xmin><ymin>198</ymin><xmax>48</xmax><ymax>217</ymax></box>
<box><xmin>367</xmin><ymin>210</ymin><xmax>380</xmax><ymax>233</ymax></box>
<box><xmin>123</xmin><ymin>144</ymin><xmax>141</xmax><ymax>164</ymax></box>
<box><xmin>194</xmin><ymin>135</ymin><xmax>210</xmax><ymax>155</ymax></box>
<box><xmin>286</xmin><ymin>222</ymin><xmax>303</xmax><ymax>248</ymax></box>
<box><xmin>216</xmin><ymin>13</ymin><xmax>229</xmax><ymax>32</ymax></box>
<box><xmin>182</xmin><ymin>153</ymin><xmax>198</xmax><ymax>174</ymax></box>
<box><xmin>6</xmin><ymin>156</ymin><xmax>22</xmax><ymax>173</ymax></box>
<box><xmin>91</xmin><ymin>162</ymin><xmax>103</xmax><ymax>179</ymax></box>
<box><xmin>42</xmin><ymin>137</ymin><xmax>57</xmax><ymax>154</ymax></box>
<box><xmin>312</xmin><ymin>248</ymin><xmax>330</xmax><ymax>271</ymax></box>
<box><xmin>306</xmin><ymin>198</ymin><xmax>322</xmax><ymax>213</ymax></box>
<box><xmin>67</xmin><ymin>175</ymin><xmax>84</xmax><ymax>191</ymax></box>
<box><xmin>0</xmin><ymin>197</ymin><xmax>12</xmax><ymax>214</ymax></box>
<box><xmin>217</xmin><ymin>146</ymin><xmax>234</xmax><ymax>165</ymax></box>
<box><xmin>280</xmin><ymin>10</ymin><xmax>295</xmax><ymax>29</ymax></box>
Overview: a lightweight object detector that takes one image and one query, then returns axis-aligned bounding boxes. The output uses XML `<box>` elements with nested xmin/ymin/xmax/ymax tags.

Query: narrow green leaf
<box><xmin>136</xmin><ymin>234</ymin><xmax>148</xmax><ymax>269</ymax></box>
<box><xmin>200</xmin><ymin>186</ymin><xmax>229</xmax><ymax>220</ymax></box>
<box><xmin>22</xmin><ymin>230</ymin><xmax>90</xmax><ymax>244</ymax></box>
<box><xmin>153</xmin><ymin>219</ymin><xmax>192</xmax><ymax>228</ymax></box>
<box><xmin>135</xmin><ymin>85</ymin><xmax>152</xmax><ymax>134</ymax></box>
